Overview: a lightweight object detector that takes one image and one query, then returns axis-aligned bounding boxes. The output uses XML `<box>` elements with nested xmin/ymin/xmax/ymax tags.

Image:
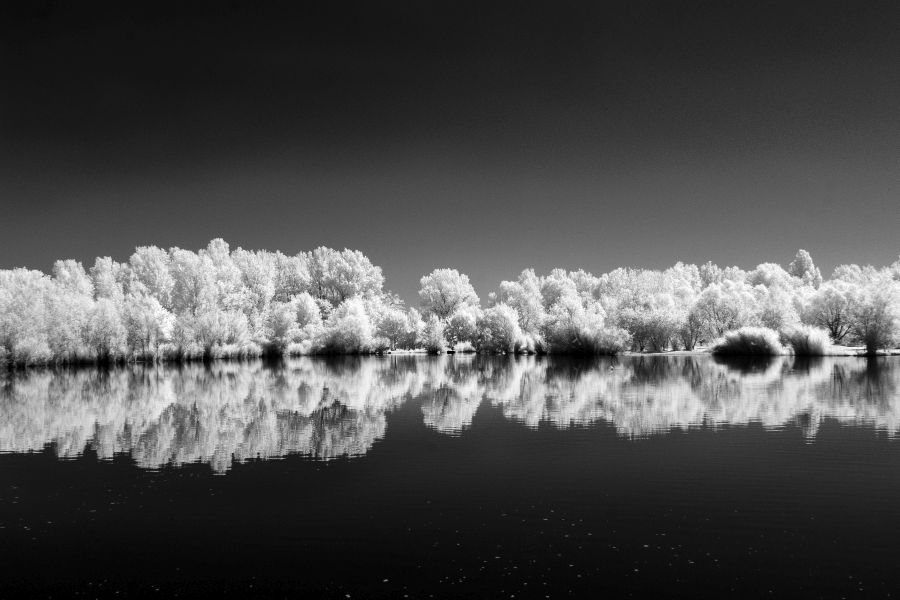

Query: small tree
<box><xmin>788</xmin><ymin>249</ymin><xmax>823</xmax><ymax>288</ymax></box>
<box><xmin>420</xmin><ymin>314</ymin><xmax>448</xmax><ymax>354</ymax></box>
<box><xmin>850</xmin><ymin>286</ymin><xmax>899</xmax><ymax>355</ymax></box>
<box><xmin>476</xmin><ymin>304</ymin><xmax>523</xmax><ymax>353</ymax></box>
<box><xmin>801</xmin><ymin>280</ymin><xmax>856</xmax><ymax>343</ymax></box>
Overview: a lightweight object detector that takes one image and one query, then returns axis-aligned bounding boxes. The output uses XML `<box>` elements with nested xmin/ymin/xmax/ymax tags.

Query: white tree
<box><xmin>52</xmin><ymin>259</ymin><xmax>94</xmax><ymax>297</ymax></box>
<box><xmin>476</xmin><ymin>303</ymin><xmax>523</xmax><ymax>353</ymax></box>
<box><xmin>293</xmin><ymin>292</ymin><xmax>324</xmax><ymax>341</ymax></box>
<box><xmin>128</xmin><ymin>246</ymin><xmax>174</xmax><ymax>308</ymax></box>
<box><xmin>446</xmin><ymin>306</ymin><xmax>481</xmax><ymax>346</ymax></box>
<box><xmin>0</xmin><ymin>269</ymin><xmax>53</xmax><ymax>364</ymax></box>
<box><xmin>200</xmin><ymin>239</ymin><xmax>244</xmax><ymax>311</ymax></box>
<box><xmin>317</xmin><ymin>297</ymin><xmax>375</xmax><ymax>353</ymax></box>
<box><xmin>85</xmin><ymin>298</ymin><xmax>127</xmax><ymax>361</ymax></box>
<box><xmin>747</xmin><ymin>263</ymin><xmax>795</xmax><ymax>290</ymax></box>
<box><xmin>273</xmin><ymin>252</ymin><xmax>311</xmax><ymax>302</ymax></box>
<box><xmin>496</xmin><ymin>269</ymin><xmax>545</xmax><ymax>335</ymax></box>
<box><xmin>788</xmin><ymin>249</ymin><xmax>823</xmax><ymax>288</ymax></box>
<box><xmin>231</xmin><ymin>247</ymin><xmax>277</xmax><ymax>318</ymax></box>
<box><xmin>375</xmin><ymin>307</ymin><xmax>411</xmax><ymax>350</ymax></box>
<box><xmin>801</xmin><ymin>280</ymin><xmax>857</xmax><ymax>343</ymax></box>
<box><xmin>306</xmin><ymin>247</ymin><xmax>384</xmax><ymax>306</ymax></box>
<box><xmin>418</xmin><ymin>268</ymin><xmax>479</xmax><ymax>320</ymax></box>
<box><xmin>540</xmin><ymin>268</ymin><xmax>579</xmax><ymax>308</ymax></box>
<box><xmin>266</xmin><ymin>301</ymin><xmax>299</xmax><ymax>352</ymax></box>
<box><xmin>420</xmin><ymin>314</ymin><xmax>448</xmax><ymax>354</ymax></box>
<box><xmin>90</xmin><ymin>257</ymin><xmax>128</xmax><ymax>305</ymax></box>
<box><xmin>124</xmin><ymin>292</ymin><xmax>174</xmax><ymax>357</ymax></box>
<box><xmin>168</xmin><ymin>249</ymin><xmax>217</xmax><ymax>316</ymax></box>
<box><xmin>850</xmin><ymin>284</ymin><xmax>900</xmax><ymax>354</ymax></box>
<box><xmin>691</xmin><ymin>280</ymin><xmax>759</xmax><ymax>340</ymax></box>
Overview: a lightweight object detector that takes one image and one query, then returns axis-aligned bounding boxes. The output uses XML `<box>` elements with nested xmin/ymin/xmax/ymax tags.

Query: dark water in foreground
<box><xmin>1</xmin><ymin>355</ymin><xmax>899</xmax><ymax>598</ymax></box>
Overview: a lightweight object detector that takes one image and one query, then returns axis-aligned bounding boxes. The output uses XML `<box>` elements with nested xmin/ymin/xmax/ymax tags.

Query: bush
<box><xmin>157</xmin><ymin>342</ymin><xmax>180</xmax><ymax>361</ymax></box>
<box><xmin>590</xmin><ymin>326</ymin><xmax>632</xmax><ymax>355</ymax></box>
<box><xmin>452</xmin><ymin>341</ymin><xmax>476</xmax><ymax>353</ymax></box>
<box><xmin>849</xmin><ymin>286</ymin><xmax>900</xmax><ymax>355</ymax></box>
<box><xmin>418</xmin><ymin>314</ymin><xmax>448</xmax><ymax>353</ymax></box>
<box><xmin>476</xmin><ymin>304</ymin><xmax>523</xmax><ymax>353</ymax></box>
<box><xmin>10</xmin><ymin>337</ymin><xmax>53</xmax><ymax>366</ymax></box>
<box><xmin>315</xmin><ymin>297</ymin><xmax>376</xmax><ymax>354</ymax></box>
<box><xmin>211</xmin><ymin>342</ymin><xmax>262</xmax><ymax>360</ymax></box>
<box><xmin>286</xmin><ymin>340</ymin><xmax>314</xmax><ymax>356</ymax></box>
<box><xmin>540</xmin><ymin>296</ymin><xmax>627</xmax><ymax>354</ymax></box>
<box><xmin>780</xmin><ymin>325</ymin><xmax>830</xmax><ymax>356</ymax></box>
<box><xmin>711</xmin><ymin>327</ymin><xmax>787</xmax><ymax>356</ymax></box>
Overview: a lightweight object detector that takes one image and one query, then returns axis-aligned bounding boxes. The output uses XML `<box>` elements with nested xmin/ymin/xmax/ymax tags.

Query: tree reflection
<box><xmin>1</xmin><ymin>355</ymin><xmax>899</xmax><ymax>471</ymax></box>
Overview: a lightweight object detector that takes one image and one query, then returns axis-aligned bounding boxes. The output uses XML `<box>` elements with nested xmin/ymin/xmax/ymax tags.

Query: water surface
<box><xmin>1</xmin><ymin>355</ymin><xmax>899</xmax><ymax>597</ymax></box>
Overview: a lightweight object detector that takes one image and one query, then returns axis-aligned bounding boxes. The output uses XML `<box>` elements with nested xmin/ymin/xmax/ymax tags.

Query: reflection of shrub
<box><xmin>711</xmin><ymin>353</ymin><xmax>780</xmax><ymax>374</ymax></box>
<box><xmin>711</xmin><ymin>327</ymin><xmax>787</xmax><ymax>356</ymax></box>
<box><xmin>781</xmin><ymin>325</ymin><xmax>830</xmax><ymax>356</ymax></box>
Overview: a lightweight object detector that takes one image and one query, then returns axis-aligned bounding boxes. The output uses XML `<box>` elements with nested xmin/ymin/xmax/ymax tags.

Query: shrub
<box><xmin>452</xmin><ymin>341</ymin><xmax>476</xmax><ymax>353</ymax></box>
<box><xmin>371</xmin><ymin>336</ymin><xmax>392</xmax><ymax>354</ymax></box>
<box><xmin>286</xmin><ymin>340</ymin><xmax>314</xmax><ymax>356</ymax></box>
<box><xmin>590</xmin><ymin>326</ymin><xmax>632</xmax><ymax>355</ymax></box>
<box><xmin>157</xmin><ymin>342</ymin><xmax>180</xmax><ymax>361</ymax></box>
<box><xmin>849</xmin><ymin>286</ymin><xmax>900</xmax><ymax>355</ymax></box>
<box><xmin>374</xmin><ymin>308</ymin><xmax>410</xmax><ymax>350</ymax></box>
<box><xmin>315</xmin><ymin>298</ymin><xmax>376</xmax><ymax>354</ymax></box>
<box><xmin>711</xmin><ymin>326</ymin><xmax>787</xmax><ymax>356</ymax></box>
<box><xmin>420</xmin><ymin>314</ymin><xmax>448</xmax><ymax>354</ymax></box>
<box><xmin>9</xmin><ymin>337</ymin><xmax>52</xmax><ymax>366</ymax></box>
<box><xmin>210</xmin><ymin>342</ymin><xmax>262</xmax><ymax>360</ymax></box>
<box><xmin>541</xmin><ymin>296</ymin><xmax>626</xmax><ymax>354</ymax></box>
<box><xmin>446</xmin><ymin>307</ymin><xmax>480</xmax><ymax>346</ymax></box>
<box><xmin>618</xmin><ymin>307</ymin><xmax>681</xmax><ymax>352</ymax></box>
<box><xmin>780</xmin><ymin>325</ymin><xmax>830</xmax><ymax>356</ymax></box>
<box><xmin>476</xmin><ymin>304</ymin><xmax>523</xmax><ymax>353</ymax></box>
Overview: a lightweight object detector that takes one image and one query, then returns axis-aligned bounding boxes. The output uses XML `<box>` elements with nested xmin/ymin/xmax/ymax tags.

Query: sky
<box><xmin>2</xmin><ymin>0</ymin><xmax>899</xmax><ymax>305</ymax></box>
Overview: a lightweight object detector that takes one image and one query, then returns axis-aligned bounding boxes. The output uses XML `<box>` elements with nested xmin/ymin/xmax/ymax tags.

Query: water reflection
<box><xmin>1</xmin><ymin>355</ymin><xmax>898</xmax><ymax>471</ymax></box>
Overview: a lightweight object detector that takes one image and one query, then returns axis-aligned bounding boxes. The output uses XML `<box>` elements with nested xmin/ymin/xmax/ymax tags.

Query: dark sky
<box><xmin>2</xmin><ymin>0</ymin><xmax>899</xmax><ymax>304</ymax></box>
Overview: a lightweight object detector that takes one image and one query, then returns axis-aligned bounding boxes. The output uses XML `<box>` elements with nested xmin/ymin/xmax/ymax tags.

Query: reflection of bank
<box><xmin>0</xmin><ymin>358</ymin><xmax>417</xmax><ymax>472</ymax></box>
<box><xmin>483</xmin><ymin>355</ymin><xmax>900</xmax><ymax>438</ymax></box>
<box><xmin>0</xmin><ymin>355</ymin><xmax>898</xmax><ymax>472</ymax></box>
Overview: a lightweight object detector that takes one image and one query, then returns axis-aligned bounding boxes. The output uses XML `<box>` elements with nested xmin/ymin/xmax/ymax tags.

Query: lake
<box><xmin>1</xmin><ymin>354</ymin><xmax>899</xmax><ymax>598</ymax></box>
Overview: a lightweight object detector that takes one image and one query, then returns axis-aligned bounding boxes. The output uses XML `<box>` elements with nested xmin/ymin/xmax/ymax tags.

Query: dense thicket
<box><xmin>1</xmin><ymin>242</ymin><xmax>898</xmax><ymax>365</ymax></box>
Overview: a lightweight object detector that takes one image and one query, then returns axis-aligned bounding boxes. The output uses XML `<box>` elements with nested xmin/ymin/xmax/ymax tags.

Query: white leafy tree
<box><xmin>476</xmin><ymin>303</ymin><xmax>523</xmax><ymax>353</ymax></box>
<box><xmin>788</xmin><ymin>249</ymin><xmax>823</xmax><ymax>288</ymax></box>
<box><xmin>850</xmin><ymin>283</ymin><xmax>900</xmax><ymax>354</ymax></box>
<box><xmin>801</xmin><ymin>280</ymin><xmax>858</xmax><ymax>343</ymax></box>
<box><xmin>128</xmin><ymin>246</ymin><xmax>174</xmax><ymax>308</ymax></box>
<box><xmin>418</xmin><ymin>268</ymin><xmax>480</xmax><ymax>321</ymax></box>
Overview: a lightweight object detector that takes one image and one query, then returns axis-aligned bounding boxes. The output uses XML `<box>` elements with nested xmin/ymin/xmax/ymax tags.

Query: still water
<box><xmin>1</xmin><ymin>355</ymin><xmax>899</xmax><ymax>598</ymax></box>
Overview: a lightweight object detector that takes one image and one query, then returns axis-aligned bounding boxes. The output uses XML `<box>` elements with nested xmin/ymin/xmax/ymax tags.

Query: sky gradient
<box><xmin>2</xmin><ymin>0</ymin><xmax>899</xmax><ymax>304</ymax></box>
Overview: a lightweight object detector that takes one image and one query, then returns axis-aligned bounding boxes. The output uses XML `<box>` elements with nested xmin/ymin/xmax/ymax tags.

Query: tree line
<box><xmin>0</xmin><ymin>240</ymin><xmax>898</xmax><ymax>365</ymax></box>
